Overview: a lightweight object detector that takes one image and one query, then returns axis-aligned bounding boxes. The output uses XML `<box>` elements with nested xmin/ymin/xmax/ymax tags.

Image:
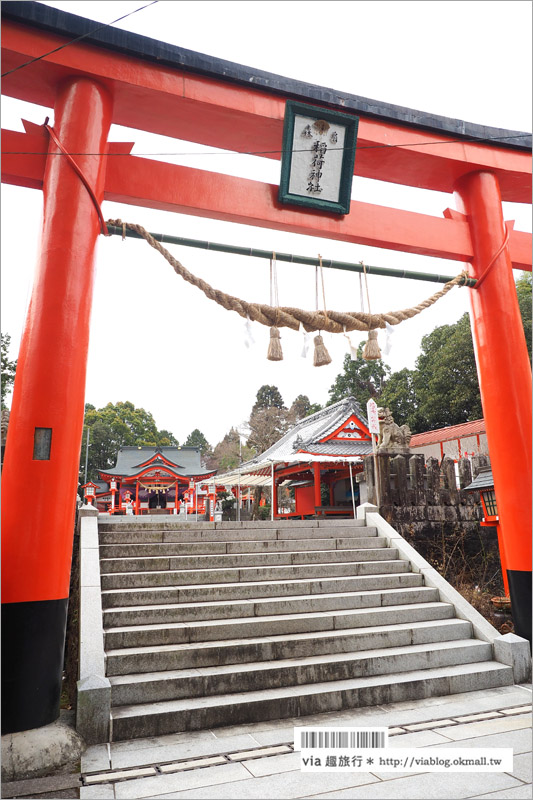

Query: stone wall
<box><xmin>357</xmin><ymin>452</ymin><xmax>491</xmax><ymax>531</ymax></box>
<box><xmin>356</xmin><ymin>452</ymin><xmax>503</xmax><ymax>593</ymax></box>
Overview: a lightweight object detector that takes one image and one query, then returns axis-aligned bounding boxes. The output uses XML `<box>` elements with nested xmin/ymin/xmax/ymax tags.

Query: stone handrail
<box><xmin>357</xmin><ymin>503</ymin><xmax>531</xmax><ymax>684</ymax></box>
<box><xmin>76</xmin><ymin>505</ymin><xmax>111</xmax><ymax>744</ymax></box>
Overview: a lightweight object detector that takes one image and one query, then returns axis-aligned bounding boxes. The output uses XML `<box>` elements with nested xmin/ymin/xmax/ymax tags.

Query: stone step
<box><xmin>99</xmin><ymin>525</ymin><xmax>378</xmax><ymax>545</ymax></box>
<box><xmin>109</xmin><ymin>639</ymin><xmax>493</xmax><ymax>706</ymax></box>
<box><xmin>103</xmin><ymin>585</ymin><xmax>440</xmax><ymax>628</ymax></box>
<box><xmin>109</xmin><ymin>661</ymin><xmax>513</xmax><ymax>740</ymax></box>
<box><xmin>105</xmin><ymin>617</ymin><xmax>472</xmax><ymax>675</ymax></box>
<box><xmin>99</xmin><ymin>518</ymin><xmax>367</xmax><ymax>532</ymax></box>
<box><xmin>99</xmin><ymin>536</ymin><xmax>386</xmax><ymax>559</ymax></box>
<box><xmin>100</xmin><ymin>559</ymin><xmax>408</xmax><ymax>590</ymax></box>
<box><xmin>104</xmin><ymin>601</ymin><xmax>454</xmax><ymax>650</ymax></box>
<box><xmin>101</xmin><ymin>571</ymin><xmax>425</xmax><ymax>608</ymax></box>
<box><xmin>99</xmin><ymin>547</ymin><xmax>397</xmax><ymax>574</ymax></box>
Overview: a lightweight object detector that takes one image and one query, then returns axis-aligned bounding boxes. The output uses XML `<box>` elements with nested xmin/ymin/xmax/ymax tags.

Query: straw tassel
<box><xmin>267</xmin><ymin>326</ymin><xmax>283</xmax><ymax>361</ymax></box>
<box><xmin>362</xmin><ymin>329</ymin><xmax>382</xmax><ymax>360</ymax></box>
<box><xmin>313</xmin><ymin>334</ymin><xmax>332</xmax><ymax>367</ymax></box>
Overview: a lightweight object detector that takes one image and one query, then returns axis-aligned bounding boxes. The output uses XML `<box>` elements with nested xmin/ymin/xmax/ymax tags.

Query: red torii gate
<box><xmin>1</xmin><ymin>2</ymin><xmax>531</xmax><ymax>734</ymax></box>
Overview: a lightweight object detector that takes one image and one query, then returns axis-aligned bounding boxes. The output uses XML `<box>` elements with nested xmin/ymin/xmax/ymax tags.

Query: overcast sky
<box><xmin>2</xmin><ymin>0</ymin><xmax>531</xmax><ymax>447</ymax></box>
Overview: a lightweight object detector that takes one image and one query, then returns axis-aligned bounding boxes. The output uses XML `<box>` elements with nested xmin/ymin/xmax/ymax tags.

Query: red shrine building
<box><xmin>86</xmin><ymin>446</ymin><xmax>216</xmax><ymax>515</ymax></box>
<box><xmin>216</xmin><ymin>397</ymin><xmax>373</xmax><ymax>519</ymax></box>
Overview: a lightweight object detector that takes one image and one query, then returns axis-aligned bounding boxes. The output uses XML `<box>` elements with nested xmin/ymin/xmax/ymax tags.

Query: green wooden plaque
<box><xmin>279</xmin><ymin>101</ymin><xmax>358</xmax><ymax>215</ymax></box>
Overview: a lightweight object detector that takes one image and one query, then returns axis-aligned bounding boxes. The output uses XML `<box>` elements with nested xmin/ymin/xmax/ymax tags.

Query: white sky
<box><xmin>1</xmin><ymin>0</ymin><xmax>531</xmax><ymax>447</ymax></box>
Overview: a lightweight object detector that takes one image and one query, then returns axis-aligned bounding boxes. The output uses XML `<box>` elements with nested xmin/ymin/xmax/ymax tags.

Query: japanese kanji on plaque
<box><xmin>279</xmin><ymin>100</ymin><xmax>358</xmax><ymax>214</ymax></box>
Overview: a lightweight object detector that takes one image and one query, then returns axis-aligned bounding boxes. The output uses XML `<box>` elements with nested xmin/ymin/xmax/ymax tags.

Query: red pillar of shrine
<box><xmin>1</xmin><ymin>78</ymin><xmax>112</xmax><ymax>733</ymax></box>
<box><xmin>313</xmin><ymin>463</ymin><xmax>322</xmax><ymax>511</ymax></box>
<box><xmin>454</xmin><ymin>171</ymin><xmax>532</xmax><ymax>643</ymax></box>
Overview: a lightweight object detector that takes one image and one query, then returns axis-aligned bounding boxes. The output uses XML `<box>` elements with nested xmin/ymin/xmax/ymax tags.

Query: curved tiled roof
<box><xmin>410</xmin><ymin>419</ymin><xmax>485</xmax><ymax>447</ymax></box>
<box><xmin>240</xmin><ymin>397</ymin><xmax>369</xmax><ymax>468</ymax></box>
<box><xmin>100</xmin><ymin>446</ymin><xmax>214</xmax><ymax>478</ymax></box>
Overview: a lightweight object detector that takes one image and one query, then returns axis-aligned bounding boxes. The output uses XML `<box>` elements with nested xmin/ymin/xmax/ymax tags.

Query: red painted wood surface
<box><xmin>454</xmin><ymin>171</ymin><xmax>532</xmax><ymax>575</ymax></box>
<box><xmin>295</xmin><ymin>484</ymin><xmax>316</xmax><ymax>517</ymax></box>
<box><xmin>2</xmin><ymin>19</ymin><xmax>531</xmax><ymax>202</ymax></box>
<box><xmin>3</xmin><ymin>129</ymin><xmax>531</xmax><ymax>268</ymax></box>
<box><xmin>1</xmin><ymin>78</ymin><xmax>113</xmax><ymax>604</ymax></box>
<box><xmin>313</xmin><ymin>463</ymin><xmax>322</xmax><ymax>509</ymax></box>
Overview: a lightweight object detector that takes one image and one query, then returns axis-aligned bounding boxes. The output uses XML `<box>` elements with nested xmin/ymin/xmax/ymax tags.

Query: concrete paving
<box><xmin>2</xmin><ymin>684</ymin><xmax>530</xmax><ymax>798</ymax></box>
<box><xmin>80</xmin><ymin>683</ymin><xmax>532</xmax><ymax>799</ymax></box>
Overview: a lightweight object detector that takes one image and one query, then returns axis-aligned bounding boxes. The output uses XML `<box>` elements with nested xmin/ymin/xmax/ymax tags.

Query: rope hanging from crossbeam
<box><xmin>106</xmin><ymin>218</ymin><xmax>469</xmax><ymax>339</ymax></box>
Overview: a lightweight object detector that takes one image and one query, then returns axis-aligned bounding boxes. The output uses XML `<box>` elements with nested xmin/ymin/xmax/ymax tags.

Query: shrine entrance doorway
<box><xmin>149</xmin><ymin>491</ymin><xmax>167</xmax><ymax>509</ymax></box>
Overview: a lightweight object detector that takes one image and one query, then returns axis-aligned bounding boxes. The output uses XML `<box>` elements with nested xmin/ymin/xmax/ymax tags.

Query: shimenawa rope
<box><xmin>106</xmin><ymin>219</ymin><xmax>469</xmax><ymax>338</ymax></box>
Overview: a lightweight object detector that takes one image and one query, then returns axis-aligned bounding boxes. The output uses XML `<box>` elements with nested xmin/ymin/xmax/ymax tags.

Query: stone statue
<box><xmin>376</xmin><ymin>407</ymin><xmax>411</xmax><ymax>454</ymax></box>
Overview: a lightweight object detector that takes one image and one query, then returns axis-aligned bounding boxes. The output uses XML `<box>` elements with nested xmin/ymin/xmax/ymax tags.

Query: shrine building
<box><xmin>410</xmin><ymin>419</ymin><xmax>488</xmax><ymax>461</ymax></box>
<box><xmin>215</xmin><ymin>396</ymin><xmax>373</xmax><ymax>519</ymax></box>
<box><xmin>89</xmin><ymin>446</ymin><xmax>216</xmax><ymax>515</ymax></box>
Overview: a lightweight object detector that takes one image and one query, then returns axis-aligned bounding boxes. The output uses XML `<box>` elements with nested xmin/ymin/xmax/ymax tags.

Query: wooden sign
<box><xmin>366</xmin><ymin>399</ymin><xmax>380</xmax><ymax>435</ymax></box>
<box><xmin>279</xmin><ymin>101</ymin><xmax>358</xmax><ymax>215</ymax></box>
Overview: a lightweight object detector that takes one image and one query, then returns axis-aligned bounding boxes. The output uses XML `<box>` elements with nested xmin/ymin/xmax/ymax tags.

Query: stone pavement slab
<box><xmin>431</xmin><ymin>727</ymin><xmax>532</xmax><ymax>755</ymax></box>
<box><xmin>507</xmin><ymin>751</ymin><xmax>533</xmax><ymax>785</ymax></box>
<box><xmin>140</xmin><ymin>768</ymin><xmax>380</xmax><ymax>799</ymax></box>
<box><xmin>305</xmin><ymin>771</ymin><xmax>523</xmax><ymax>799</ymax></box>
<box><xmin>112</xmin><ymin>762</ymin><xmax>251</xmax><ymax>799</ymax></box>
<box><xmin>80</xmin><ymin>787</ymin><xmax>113</xmax><ymax>799</ymax></box>
<box><xmin>6</xmin><ymin>684</ymin><xmax>530</xmax><ymax>800</ymax></box>
<box><xmin>109</xmin><ymin>732</ymin><xmax>259</xmax><ymax>770</ymax></box>
<box><xmin>239</xmin><ymin>750</ymin><xmax>301</xmax><ymax>777</ymax></box>
<box><xmin>472</xmin><ymin>786</ymin><xmax>533</xmax><ymax>799</ymax></box>
<box><xmin>81</xmin><ymin>744</ymin><xmax>111</xmax><ymax>773</ymax></box>
<box><xmin>441</xmin><ymin>713</ymin><xmax>531</xmax><ymax>741</ymax></box>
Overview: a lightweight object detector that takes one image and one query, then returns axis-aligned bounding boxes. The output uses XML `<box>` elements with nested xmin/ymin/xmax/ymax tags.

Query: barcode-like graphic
<box><xmin>299</xmin><ymin>729</ymin><xmax>387</xmax><ymax>749</ymax></box>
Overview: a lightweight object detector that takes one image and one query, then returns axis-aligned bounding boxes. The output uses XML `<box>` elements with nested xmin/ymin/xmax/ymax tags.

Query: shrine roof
<box><xmin>410</xmin><ymin>419</ymin><xmax>486</xmax><ymax>447</ymax></box>
<box><xmin>100</xmin><ymin>446</ymin><xmax>213</xmax><ymax>478</ymax></box>
<box><xmin>240</xmin><ymin>396</ymin><xmax>369</xmax><ymax>467</ymax></box>
<box><xmin>463</xmin><ymin>467</ymin><xmax>494</xmax><ymax>492</ymax></box>
<box><xmin>302</xmin><ymin>442</ymin><xmax>373</xmax><ymax>457</ymax></box>
<box><xmin>2</xmin><ymin>2</ymin><xmax>530</xmax><ymax>151</ymax></box>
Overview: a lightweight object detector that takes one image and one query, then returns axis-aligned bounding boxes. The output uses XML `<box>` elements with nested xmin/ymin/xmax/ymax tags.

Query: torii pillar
<box><xmin>1</xmin><ymin>78</ymin><xmax>112</xmax><ymax>733</ymax></box>
<box><xmin>455</xmin><ymin>171</ymin><xmax>532</xmax><ymax>643</ymax></box>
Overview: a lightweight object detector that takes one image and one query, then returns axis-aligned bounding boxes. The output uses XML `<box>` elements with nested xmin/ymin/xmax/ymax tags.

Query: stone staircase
<box><xmin>97</xmin><ymin>517</ymin><xmax>513</xmax><ymax>742</ymax></box>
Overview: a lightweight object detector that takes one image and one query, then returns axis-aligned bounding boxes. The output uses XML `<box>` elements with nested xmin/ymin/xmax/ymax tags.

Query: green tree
<box><xmin>329</xmin><ymin>278</ymin><xmax>532</xmax><ymax>435</ymax></box>
<box><xmin>411</xmin><ymin>313</ymin><xmax>482</xmax><ymax>432</ymax></box>
<box><xmin>379</xmin><ymin>368</ymin><xmax>425</xmax><ymax>433</ymax></box>
<box><xmin>158</xmin><ymin>429</ymin><xmax>176</xmax><ymax>447</ymax></box>
<box><xmin>516</xmin><ymin>271</ymin><xmax>532</xmax><ymax>360</ymax></box>
<box><xmin>288</xmin><ymin>394</ymin><xmax>322</xmax><ymax>422</ymax></box>
<box><xmin>1</xmin><ymin>333</ymin><xmax>17</xmax><ymax>408</ymax></box>
<box><xmin>185</xmin><ymin>428</ymin><xmax>212</xmax><ymax>457</ymax></box>
<box><xmin>252</xmin><ymin>385</ymin><xmax>285</xmax><ymax>413</ymax></box>
<box><xmin>80</xmin><ymin>401</ymin><xmax>178</xmax><ymax>483</ymax></box>
<box><xmin>327</xmin><ymin>344</ymin><xmax>391</xmax><ymax>408</ymax></box>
